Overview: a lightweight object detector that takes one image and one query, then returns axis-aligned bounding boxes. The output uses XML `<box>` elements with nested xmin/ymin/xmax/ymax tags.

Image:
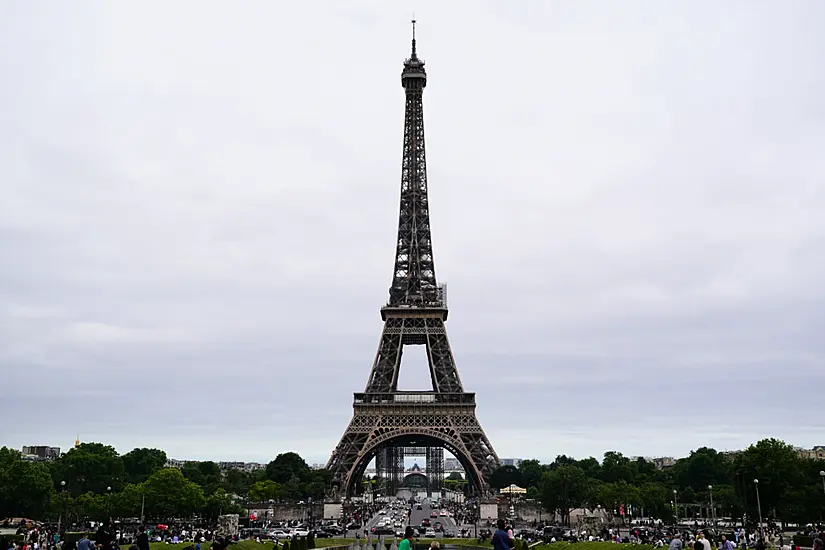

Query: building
<box><xmin>797</xmin><ymin>446</ymin><xmax>825</xmax><ymax>460</ymax></box>
<box><xmin>21</xmin><ymin>446</ymin><xmax>61</xmax><ymax>460</ymax></box>
<box><xmin>444</xmin><ymin>458</ymin><xmax>464</xmax><ymax>471</ymax></box>
<box><xmin>219</xmin><ymin>461</ymin><xmax>264</xmax><ymax>473</ymax></box>
<box><xmin>165</xmin><ymin>458</ymin><xmax>193</xmax><ymax>469</ymax></box>
<box><xmin>652</xmin><ymin>457</ymin><xmax>676</xmax><ymax>470</ymax></box>
<box><xmin>500</xmin><ymin>458</ymin><xmax>523</xmax><ymax>467</ymax></box>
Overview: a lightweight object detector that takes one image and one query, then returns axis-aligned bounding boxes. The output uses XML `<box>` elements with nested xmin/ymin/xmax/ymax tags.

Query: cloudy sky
<box><xmin>1</xmin><ymin>1</ymin><xmax>824</xmax><ymax>466</ymax></box>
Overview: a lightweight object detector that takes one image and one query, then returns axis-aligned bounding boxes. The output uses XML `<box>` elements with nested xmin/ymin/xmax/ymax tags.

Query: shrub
<box><xmin>306</xmin><ymin>532</ymin><xmax>315</xmax><ymax>550</ymax></box>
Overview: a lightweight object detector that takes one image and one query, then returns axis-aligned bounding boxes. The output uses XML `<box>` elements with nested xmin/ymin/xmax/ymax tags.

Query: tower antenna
<box><xmin>411</xmin><ymin>18</ymin><xmax>417</xmax><ymax>58</ymax></box>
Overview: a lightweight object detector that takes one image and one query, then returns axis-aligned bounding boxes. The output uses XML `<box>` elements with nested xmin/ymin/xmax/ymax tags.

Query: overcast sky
<box><xmin>2</xmin><ymin>1</ymin><xmax>824</xmax><ymax>466</ymax></box>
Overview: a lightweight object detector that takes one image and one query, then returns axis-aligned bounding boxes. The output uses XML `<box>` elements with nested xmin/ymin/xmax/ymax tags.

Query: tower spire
<box><xmin>411</xmin><ymin>19</ymin><xmax>417</xmax><ymax>59</ymax></box>
<box><xmin>394</xmin><ymin>21</ymin><xmax>433</xmax><ymax>307</ymax></box>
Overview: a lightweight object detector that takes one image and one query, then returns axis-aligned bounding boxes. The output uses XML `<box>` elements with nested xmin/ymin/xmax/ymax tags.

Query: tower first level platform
<box><xmin>327</xmin><ymin>391</ymin><xmax>498</xmax><ymax>498</ymax></box>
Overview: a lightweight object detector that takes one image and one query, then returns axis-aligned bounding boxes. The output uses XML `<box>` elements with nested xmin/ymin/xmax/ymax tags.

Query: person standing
<box><xmin>399</xmin><ymin>527</ymin><xmax>414</xmax><ymax>550</ymax></box>
<box><xmin>492</xmin><ymin>520</ymin><xmax>514</xmax><ymax>550</ymax></box>
<box><xmin>76</xmin><ymin>534</ymin><xmax>92</xmax><ymax>550</ymax></box>
<box><xmin>669</xmin><ymin>533</ymin><xmax>683</xmax><ymax>550</ymax></box>
<box><xmin>136</xmin><ymin>528</ymin><xmax>149</xmax><ymax>550</ymax></box>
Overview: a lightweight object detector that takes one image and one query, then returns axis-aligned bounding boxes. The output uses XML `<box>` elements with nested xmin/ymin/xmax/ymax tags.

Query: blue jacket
<box><xmin>492</xmin><ymin>529</ymin><xmax>512</xmax><ymax>550</ymax></box>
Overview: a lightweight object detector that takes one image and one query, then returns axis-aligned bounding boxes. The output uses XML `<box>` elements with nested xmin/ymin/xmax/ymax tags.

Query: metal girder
<box><xmin>426</xmin><ymin>446</ymin><xmax>444</xmax><ymax>497</ymax></box>
<box><xmin>325</xmin><ymin>33</ymin><xmax>500</xmax><ymax>500</ymax></box>
<box><xmin>326</xmin><ymin>400</ymin><xmax>499</xmax><ymax>498</ymax></box>
<box><xmin>365</xmin><ymin>317</ymin><xmax>463</xmax><ymax>394</ymax></box>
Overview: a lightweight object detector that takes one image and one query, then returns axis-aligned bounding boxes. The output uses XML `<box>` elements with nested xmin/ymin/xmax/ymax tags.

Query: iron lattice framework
<box><xmin>374</xmin><ymin>446</ymin><xmax>444</xmax><ymax>497</ymax></box>
<box><xmin>326</xmin><ymin>25</ymin><xmax>500</xmax><ymax>499</ymax></box>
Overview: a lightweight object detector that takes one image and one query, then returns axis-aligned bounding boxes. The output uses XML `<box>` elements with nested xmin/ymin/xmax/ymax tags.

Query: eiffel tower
<box><xmin>326</xmin><ymin>23</ymin><xmax>500</xmax><ymax>498</ymax></box>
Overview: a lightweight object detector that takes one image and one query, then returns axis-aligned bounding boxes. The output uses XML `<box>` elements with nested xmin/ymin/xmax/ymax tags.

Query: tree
<box><xmin>539</xmin><ymin>465</ymin><xmax>588</xmax><ymax>526</ymax></box>
<box><xmin>223</xmin><ymin>468</ymin><xmax>254</xmax><ymax>495</ymax></box>
<box><xmin>575</xmin><ymin>457</ymin><xmax>602</xmax><ymax>479</ymax></box>
<box><xmin>601</xmin><ymin>452</ymin><xmax>633</xmax><ymax>484</ymax></box>
<box><xmin>0</xmin><ymin>447</ymin><xmax>56</xmax><ymax>519</ymax></box>
<box><xmin>266</xmin><ymin>453</ymin><xmax>311</xmax><ymax>484</ymax></box>
<box><xmin>122</xmin><ymin>448</ymin><xmax>167</xmax><ymax>484</ymax></box>
<box><xmin>53</xmin><ymin>443</ymin><xmax>125</xmax><ymax>496</ymax></box>
<box><xmin>489</xmin><ymin>465</ymin><xmax>523</xmax><ymax>489</ymax></box>
<box><xmin>597</xmin><ymin>480</ymin><xmax>642</xmax><ymax>523</ymax></box>
<box><xmin>676</xmin><ymin>447</ymin><xmax>731</xmax><ymax>492</ymax></box>
<box><xmin>639</xmin><ymin>482</ymin><xmax>671</xmax><ymax>520</ymax></box>
<box><xmin>73</xmin><ymin>491</ymin><xmax>107</xmax><ymax>521</ymax></box>
<box><xmin>204</xmin><ymin>489</ymin><xmax>242</xmax><ymax>523</ymax></box>
<box><xmin>518</xmin><ymin>459</ymin><xmax>544</xmax><ymax>490</ymax></box>
<box><xmin>305</xmin><ymin>468</ymin><xmax>333</xmax><ymax>500</ymax></box>
<box><xmin>249</xmin><ymin>480</ymin><xmax>280</xmax><ymax>502</ymax></box>
<box><xmin>112</xmin><ymin>483</ymin><xmax>144</xmax><ymax>519</ymax></box>
<box><xmin>143</xmin><ymin>467</ymin><xmax>205</xmax><ymax>519</ymax></box>
<box><xmin>736</xmin><ymin>438</ymin><xmax>804</xmax><ymax>523</ymax></box>
<box><xmin>279</xmin><ymin>476</ymin><xmax>304</xmax><ymax>502</ymax></box>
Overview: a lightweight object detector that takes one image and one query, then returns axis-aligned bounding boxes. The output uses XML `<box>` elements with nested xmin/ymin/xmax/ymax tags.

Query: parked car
<box><xmin>268</xmin><ymin>530</ymin><xmax>290</xmax><ymax>541</ymax></box>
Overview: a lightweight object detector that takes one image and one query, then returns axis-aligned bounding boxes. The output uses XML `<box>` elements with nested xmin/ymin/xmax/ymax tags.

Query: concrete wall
<box><xmin>248</xmin><ymin>503</ymin><xmax>325</xmax><ymax>521</ymax></box>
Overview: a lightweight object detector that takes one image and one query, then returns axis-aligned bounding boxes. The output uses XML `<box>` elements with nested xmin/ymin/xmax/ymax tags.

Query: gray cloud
<box><xmin>1</xmin><ymin>1</ymin><xmax>824</xmax><ymax>465</ymax></box>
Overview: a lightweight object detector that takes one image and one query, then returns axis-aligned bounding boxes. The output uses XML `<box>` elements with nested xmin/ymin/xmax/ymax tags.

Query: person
<box><xmin>669</xmin><ymin>533</ymin><xmax>683</xmax><ymax>550</ymax></box>
<box><xmin>492</xmin><ymin>520</ymin><xmax>514</xmax><ymax>550</ymax></box>
<box><xmin>77</xmin><ymin>535</ymin><xmax>92</xmax><ymax>550</ymax></box>
<box><xmin>136</xmin><ymin>528</ymin><xmax>149</xmax><ymax>550</ymax></box>
<box><xmin>399</xmin><ymin>527</ymin><xmax>414</xmax><ymax>550</ymax></box>
<box><xmin>698</xmin><ymin>532</ymin><xmax>711</xmax><ymax>550</ymax></box>
<box><xmin>429</xmin><ymin>542</ymin><xmax>440</xmax><ymax>550</ymax></box>
<box><xmin>721</xmin><ymin>535</ymin><xmax>734</xmax><ymax>550</ymax></box>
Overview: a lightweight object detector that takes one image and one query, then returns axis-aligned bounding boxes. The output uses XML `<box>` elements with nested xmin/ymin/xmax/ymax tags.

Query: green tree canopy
<box><xmin>0</xmin><ymin>447</ymin><xmax>56</xmax><ymax>519</ymax></box>
<box><xmin>517</xmin><ymin>459</ymin><xmax>544</xmax><ymax>489</ymax></box>
<box><xmin>489</xmin><ymin>465</ymin><xmax>523</xmax><ymax>489</ymax></box>
<box><xmin>122</xmin><ymin>448</ymin><xmax>167</xmax><ymax>484</ymax></box>
<box><xmin>53</xmin><ymin>442</ymin><xmax>125</xmax><ymax>496</ymax></box>
<box><xmin>143</xmin><ymin>467</ymin><xmax>205</xmax><ymax>519</ymax></box>
<box><xmin>250</xmin><ymin>480</ymin><xmax>280</xmax><ymax>502</ymax></box>
<box><xmin>539</xmin><ymin>465</ymin><xmax>588</xmax><ymax>526</ymax></box>
<box><xmin>266</xmin><ymin>453</ymin><xmax>311</xmax><ymax>484</ymax></box>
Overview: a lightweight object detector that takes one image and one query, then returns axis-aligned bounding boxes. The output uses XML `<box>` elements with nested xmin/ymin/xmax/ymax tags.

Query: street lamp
<box><xmin>673</xmin><ymin>489</ymin><xmax>679</xmax><ymax>525</ymax></box>
<box><xmin>59</xmin><ymin>481</ymin><xmax>67</xmax><ymax>534</ymax></box>
<box><xmin>107</xmin><ymin>486</ymin><xmax>112</xmax><ymax>518</ymax></box>
<box><xmin>753</xmin><ymin>479</ymin><xmax>763</xmax><ymax>540</ymax></box>
<box><xmin>708</xmin><ymin>485</ymin><xmax>715</xmax><ymax>527</ymax></box>
<box><xmin>820</xmin><ymin>471</ymin><xmax>825</xmax><ymax>495</ymax></box>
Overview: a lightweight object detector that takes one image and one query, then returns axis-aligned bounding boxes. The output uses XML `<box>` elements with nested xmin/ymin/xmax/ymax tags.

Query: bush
<box><xmin>306</xmin><ymin>532</ymin><xmax>315</xmax><ymax>550</ymax></box>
